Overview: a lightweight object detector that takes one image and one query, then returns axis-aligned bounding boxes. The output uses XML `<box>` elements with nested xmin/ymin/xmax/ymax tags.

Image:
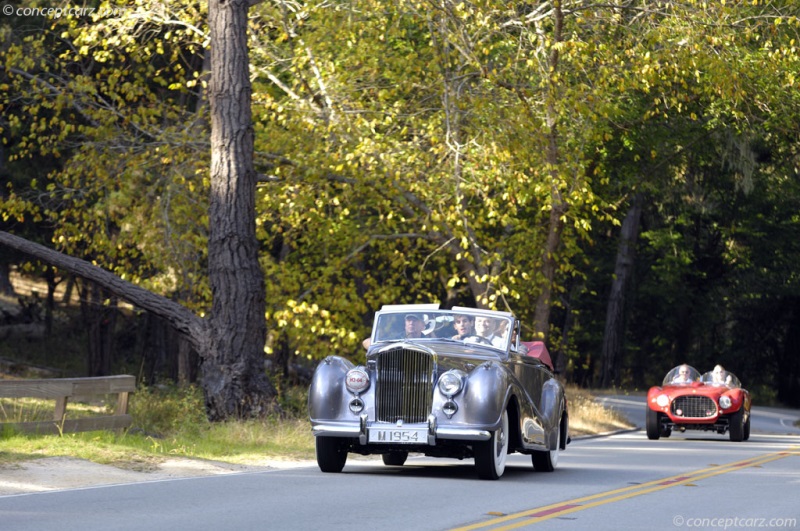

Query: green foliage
<box><xmin>2</xmin><ymin>0</ymin><xmax>799</xmax><ymax>402</ymax></box>
<box><xmin>1</xmin><ymin>0</ymin><xmax>212</xmax><ymax>310</ymax></box>
<box><xmin>129</xmin><ymin>384</ymin><xmax>208</xmax><ymax>437</ymax></box>
<box><xmin>247</xmin><ymin>0</ymin><xmax>621</xmax><ymax>359</ymax></box>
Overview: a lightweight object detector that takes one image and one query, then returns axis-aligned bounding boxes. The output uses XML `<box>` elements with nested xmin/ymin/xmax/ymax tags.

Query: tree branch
<box><xmin>0</xmin><ymin>230</ymin><xmax>206</xmax><ymax>348</ymax></box>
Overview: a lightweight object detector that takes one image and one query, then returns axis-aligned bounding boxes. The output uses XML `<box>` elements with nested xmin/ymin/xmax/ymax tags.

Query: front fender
<box><xmin>540</xmin><ymin>378</ymin><xmax>566</xmax><ymax>450</ymax></box>
<box><xmin>308</xmin><ymin>356</ymin><xmax>355</xmax><ymax>420</ymax></box>
<box><xmin>647</xmin><ymin>386</ymin><xmax>667</xmax><ymax>413</ymax></box>
<box><xmin>720</xmin><ymin>388</ymin><xmax>750</xmax><ymax>414</ymax></box>
<box><xmin>458</xmin><ymin>362</ymin><xmax>511</xmax><ymax>430</ymax></box>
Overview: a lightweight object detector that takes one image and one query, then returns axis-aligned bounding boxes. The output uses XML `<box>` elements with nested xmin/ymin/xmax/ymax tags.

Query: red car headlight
<box><xmin>719</xmin><ymin>395</ymin><xmax>732</xmax><ymax>409</ymax></box>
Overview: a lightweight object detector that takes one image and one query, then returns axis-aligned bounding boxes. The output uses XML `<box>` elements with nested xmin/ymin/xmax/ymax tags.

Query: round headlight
<box><xmin>656</xmin><ymin>394</ymin><xmax>669</xmax><ymax>408</ymax></box>
<box><xmin>719</xmin><ymin>395</ymin><xmax>732</xmax><ymax>409</ymax></box>
<box><xmin>438</xmin><ymin>370</ymin><xmax>465</xmax><ymax>397</ymax></box>
<box><xmin>345</xmin><ymin>368</ymin><xmax>370</xmax><ymax>394</ymax></box>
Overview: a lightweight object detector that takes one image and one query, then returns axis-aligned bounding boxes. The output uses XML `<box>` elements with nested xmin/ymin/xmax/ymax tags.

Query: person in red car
<box><xmin>710</xmin><ymin>364</ymin><xmax>733</xmax><ymax>385</ymax></box>
<box><xmin>671</xmin><ymin>364</ymin><xmax>695</xmax><ymax>384</ymax></box>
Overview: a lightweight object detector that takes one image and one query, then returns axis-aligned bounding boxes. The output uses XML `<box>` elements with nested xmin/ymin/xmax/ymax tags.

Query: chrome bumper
<box><xmin>311</xmin><ymin>414</ymin><xmax>492</xmax><ymax>444</ymax></box>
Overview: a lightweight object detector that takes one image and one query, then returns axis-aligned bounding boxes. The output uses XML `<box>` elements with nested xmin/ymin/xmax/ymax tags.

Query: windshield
<box><xmin>371</xmin><ymin>306</ymin><xmax>513</xmax><ymax>352</ymax></box>
<box><xmin>700</xmin><ymin>369</ymin><xmax>741</xmax><ymax>388</ymax></box>
<box><xmin>662</xmin><ymin>365</ymin><xmax>701</xmax><ymax>386</ymax></box>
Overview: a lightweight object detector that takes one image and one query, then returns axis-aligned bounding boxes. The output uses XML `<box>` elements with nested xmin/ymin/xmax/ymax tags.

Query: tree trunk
<box><xmin>777</xmin><ymin>297</ymin><xmax>800</xmax><ymax>407</ymax></box>
<box><xmin>532</xmin><ymin>1</ymin><xmax>565</xmax><ymax>343</ymax></box>
<box><xmin>204</xmin><ymin>0</ymin><xmax>277</xmax><ymax>420</ymax></box>
<box><xmin>600</xmin><ymin>192</ymin><xmax>644</xmax><ymax>388</ymax></box>
<box><xmin>43</xmin><ymin>266</ymin><xmax>58</xmax><ymax>335</ymax></box>
<box><xmin>80</xmin><ymin>282</ymin><xmax>118</xmax><ymax>377</ymax></box>
<box><xmin>138</xmin><ymin>312</ymin><xmax>167</xmax><ymax>384</ymax></box>
<box><xmin>177</xmin><ymin>334</ymin><xmax>197</xmax><ymax>386</ymax></box>
<box><xmin>533</xmin><ymin>203</ymin><xmax>565</xmax><ymax>341</ymax></box>
<box><xmin>555</xmin><ymin>282</ymin><xmax>582</xmax><ymax>376</ymax></box>
<box><xmin>0</xmin><ymin>262</ymin><xmax>15</xmax><ymax>295</ymax></box>
<box><xmin>0</xmin><ymin>231</ymin><xmax>204</xmax><ymax>341</ymax></box>
<box><xmin>2</xmin><ymin>0</ymin><xmax>279</xmax><ymax>421</ymax></box>
<box><xmin>62</xmin><ymin>275</ymin><xmax>75</xmax><ymax>304</ymax></box>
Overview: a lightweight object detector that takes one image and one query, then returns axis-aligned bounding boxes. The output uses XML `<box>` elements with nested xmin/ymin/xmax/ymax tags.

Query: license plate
<box><xmin>369</xmin><ymin>427</ymin><xmax>426</xmax><ymax>444</ymax></box>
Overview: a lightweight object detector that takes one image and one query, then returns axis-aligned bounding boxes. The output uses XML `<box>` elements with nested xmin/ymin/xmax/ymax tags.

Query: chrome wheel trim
<box><xmin>493</xmin><ymin>410</ymin><xmax>509</xmax><ymax>477</ymax></box>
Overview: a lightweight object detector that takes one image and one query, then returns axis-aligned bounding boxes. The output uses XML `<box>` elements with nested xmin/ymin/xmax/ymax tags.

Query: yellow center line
<box><xmin>452</xmin><ymin>448</ymin><xmax>800</xmax><ymax>531</ymax></box>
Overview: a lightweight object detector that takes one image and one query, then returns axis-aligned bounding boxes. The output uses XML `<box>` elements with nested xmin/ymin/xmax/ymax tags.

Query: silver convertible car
<box><xmin>308</xmin><ymin>304</ymin><xmax>569</xmax><ymax>480</ymax></box>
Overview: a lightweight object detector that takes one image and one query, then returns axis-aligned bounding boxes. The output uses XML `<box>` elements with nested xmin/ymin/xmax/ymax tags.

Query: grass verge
<box><xmin>0</xmin><ymin>383</ymin><xmax>634</xmax><ymax>469</ymax></box>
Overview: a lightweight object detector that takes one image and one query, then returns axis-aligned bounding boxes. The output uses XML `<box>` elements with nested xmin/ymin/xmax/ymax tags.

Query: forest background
<box><xmin>1</xmin><ymin>0</ymin><xmax>799</xmax><ymax>408</ymax></box>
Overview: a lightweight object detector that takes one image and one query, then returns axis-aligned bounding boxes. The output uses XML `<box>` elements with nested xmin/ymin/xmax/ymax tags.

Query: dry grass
<box><xmin>565</xmin><ymin>385</ymin><xmax>635</xmax><ymax>436</ymax></box>
<box><xmin>0</xmin><ymin>396</ymin><xmax>116</xmax><ymax>424</ymax></box>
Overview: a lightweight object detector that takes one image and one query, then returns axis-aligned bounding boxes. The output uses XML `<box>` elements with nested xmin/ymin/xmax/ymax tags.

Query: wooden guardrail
<box><xmin>0</xmin><ymin>375</ymin><xmax>135</xmax><ymax>435</ymax></box>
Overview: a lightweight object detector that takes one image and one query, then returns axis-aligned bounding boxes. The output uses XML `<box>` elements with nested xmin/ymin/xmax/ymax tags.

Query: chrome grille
<box><xmin>375</xmin><ymin>348</ymin><xmax>434</xmax><ymax>423</ymax></box>
<box><xmin>671</xmin><ymin>395</ymin><xmax>717</xmax><ymax>418</ymax></box>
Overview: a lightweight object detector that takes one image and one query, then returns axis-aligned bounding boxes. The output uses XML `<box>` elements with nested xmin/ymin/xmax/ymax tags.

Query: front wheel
<box><xmin>646</xmin><ymin>408</ymin><xmax>661</xmax><ymax>440</ymax></box>
<box><xmin>316</xmin><ymin>436</ymin><xmax>348</xmax><ymax>472</ymax></box>
<box><xmin>729</xmin><ymin>408</ymin><xmax>745</xmax><ymax>442</ymax></box>
<box><xmin>743</xmin><ymin>414</ymin><xmax>751</xmax><ymax>441</ymax></box>
<box><xmin>474</xmin><ymin>409</ymin><xmax>509</xmax><ymax>480</ymax></box>
<box><xmin>532</xmin><ymin>417</ymin><xmax>561</xmax><ymax>472</ymax></box>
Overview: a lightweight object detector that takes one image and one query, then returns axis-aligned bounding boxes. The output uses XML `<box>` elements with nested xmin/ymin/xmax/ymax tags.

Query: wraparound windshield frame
<box><xmin>370</xmin><ymin>305</ymin><xmax>515</xmax><ymax>355</ymax></box>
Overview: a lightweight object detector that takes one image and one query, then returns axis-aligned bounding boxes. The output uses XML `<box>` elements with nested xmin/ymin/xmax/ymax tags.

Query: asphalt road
<box><xmin>1</xmin><ymin>422</ymin><xmax>798</xmax><ymax>531</ymax></box>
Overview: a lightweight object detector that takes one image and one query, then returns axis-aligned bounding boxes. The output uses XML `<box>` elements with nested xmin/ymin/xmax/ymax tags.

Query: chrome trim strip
<box><xmin>359</xmin><ymin>414</ymin><xmax>368</xmax><ymax>445</ymax></box>
<box><xmin>434</xmin><ymin>427</ymin><xmax>491</xmax><ymax>441</ymax></box>
<box><xmin>311</xmin><ymin>424</ymin><xmax>361</xmax><ymax>437</ymax></box>
<box><xmin>427</xmin><ymin>414</ymin><xmax>437</xmax><ymax>445</ymax></box>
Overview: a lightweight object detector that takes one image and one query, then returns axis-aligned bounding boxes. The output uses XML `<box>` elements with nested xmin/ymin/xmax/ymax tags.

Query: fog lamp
<box><xmin>442</xmin><ymin>400</ymin><xmax>458</xmax><ymax>417</ymax></box>
<box><xmin>349</xmin><ymin>398</ymin><xmax>364</xmax><ymax>414</ymax></box>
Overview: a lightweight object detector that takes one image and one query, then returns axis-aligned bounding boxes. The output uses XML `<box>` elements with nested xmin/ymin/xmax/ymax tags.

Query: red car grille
<box><xmin>671</xmin><ymin>395</ymin><xmax>717</xmax><ymax>418</ymax></box>
<box><xmin>375</xmin><ymin>348</ymin><xmax>434</xmax><ymax>423</ymax></box>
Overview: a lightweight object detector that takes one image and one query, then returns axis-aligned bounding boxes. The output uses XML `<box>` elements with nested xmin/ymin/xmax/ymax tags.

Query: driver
<box><xmin>451</xmin><ymin>314</ymin><xmax>476</xmax><ymax>340</ymax></box>
<box><xmin>672</xmin><ymin>364</ymin><xmax>694</xmax><ymax>384</ymax></box>
<box><xmin>363</xmin><ymin>313</ymin><xmax>425</xmax><ymax>349</ymax></box>
<box><xmin>403</xmin><ymin>314</ymin><xmax>425</xmax><ymax>338</ymax></box>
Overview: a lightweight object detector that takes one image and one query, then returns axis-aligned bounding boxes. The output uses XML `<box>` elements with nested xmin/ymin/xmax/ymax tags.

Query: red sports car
<box><xmin>646</xmin><ymin>365</ymin><xmax>751</xmax><ymax>442</ymax></box>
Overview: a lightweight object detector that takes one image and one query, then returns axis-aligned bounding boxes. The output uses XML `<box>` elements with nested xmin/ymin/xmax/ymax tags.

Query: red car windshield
<box><xmin>662</xmin><ymin>365</ymin><xmax>701</xmax><ymax>386</ymax></box>
<box><xmin>700</xmin><ymin>370</ymin><xmax>741</xmax><ymax>388</ymax></box>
